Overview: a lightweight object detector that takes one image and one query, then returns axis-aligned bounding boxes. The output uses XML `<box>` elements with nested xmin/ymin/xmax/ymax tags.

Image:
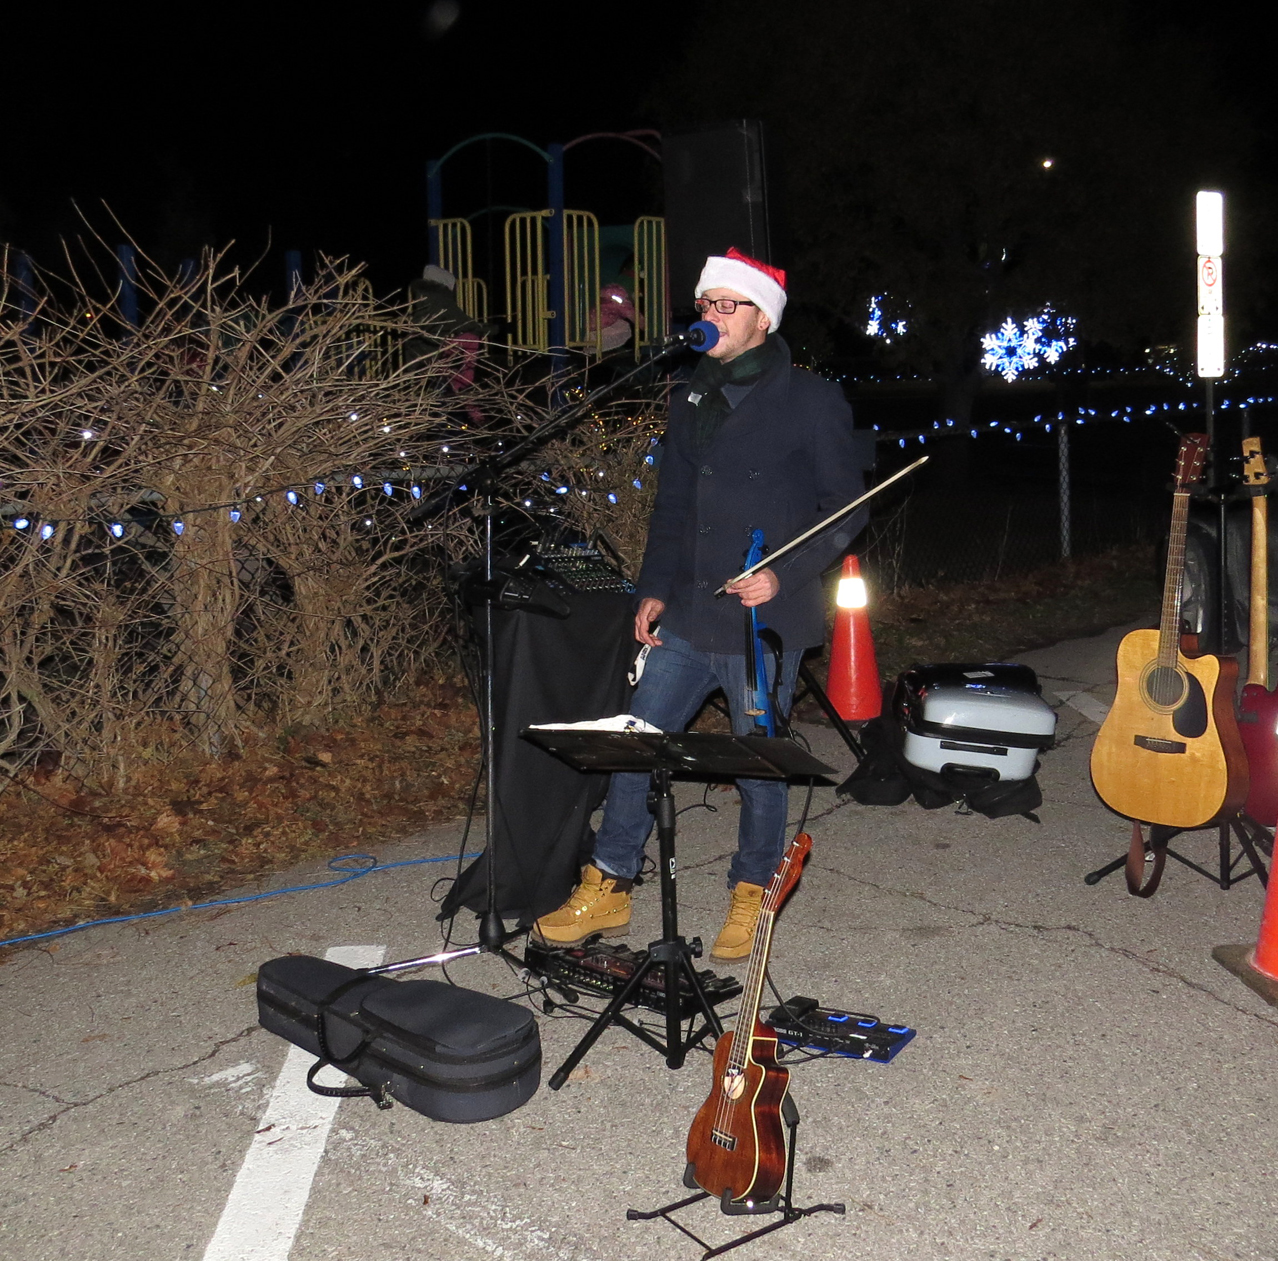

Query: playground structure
<box><xmin>426</xmin><ymin>132</ymin><xmax>669</xmax><ymax>360</ymax></box>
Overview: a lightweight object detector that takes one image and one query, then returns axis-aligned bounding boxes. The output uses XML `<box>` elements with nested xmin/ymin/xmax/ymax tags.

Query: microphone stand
<box><xmin>428</xmin><ymin>328</ymin><xmax>717</xmax><ymax>960</ymax></box>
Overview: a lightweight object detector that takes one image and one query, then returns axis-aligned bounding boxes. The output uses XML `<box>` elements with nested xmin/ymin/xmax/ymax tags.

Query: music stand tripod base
<box><xmin>521</xmin><ymin>729</ymin><xmax>833</xmax><ymax>1086</ymax></box>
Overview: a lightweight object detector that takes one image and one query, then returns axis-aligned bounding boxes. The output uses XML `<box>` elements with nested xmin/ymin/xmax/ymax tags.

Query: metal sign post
<box><xmin>1197</xmin><ymin>190</ymin><xmax>1227</xmax><ymax>650</ymax></box>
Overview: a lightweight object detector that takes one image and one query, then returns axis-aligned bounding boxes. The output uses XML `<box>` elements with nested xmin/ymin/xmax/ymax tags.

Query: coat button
<box><xmin>700</xmin><ymin>466</ymin><xmax>713</xmax><ymax>476</ymax></box>
<box><xmin>699</xmin><ymin>526</ymin><xmax>712</xmax><ymax>534</ymax></box>
<box><xmin>696</xmin><ymin>580</ymin><xmax>709</xmax><ymax>589</ymax></box>
<box><xmin>747</xmin><ymin>469</ymin><xmax>761</xmax><ymax>479</ymax></box>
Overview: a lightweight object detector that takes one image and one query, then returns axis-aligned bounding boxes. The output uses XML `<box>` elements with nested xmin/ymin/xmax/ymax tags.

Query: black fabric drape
<box><xmin>440</xmin><ymin>590</ymin><xmax>634</xmax><ymax>924</ymax></box>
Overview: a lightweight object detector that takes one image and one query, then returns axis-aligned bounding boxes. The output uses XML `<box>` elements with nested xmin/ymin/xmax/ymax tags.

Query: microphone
<box><xmin>661</xmin><ymin>320</ymin><xmax>720</xmax><ymax>353</ymax></box>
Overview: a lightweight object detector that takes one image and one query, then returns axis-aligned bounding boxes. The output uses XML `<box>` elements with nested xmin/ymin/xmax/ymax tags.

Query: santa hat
<box><xmin>695</xmin><ymin>247</ymin><xmax>787</xmax><ymax>331</ymax></box>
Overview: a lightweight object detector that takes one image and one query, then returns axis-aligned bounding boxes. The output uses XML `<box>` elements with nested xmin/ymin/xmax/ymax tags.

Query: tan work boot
<box><xmin>711</xmin><ymin>881</ymin><xmax>765</xmax><ymax>960</ymax></box>
<box><xmin>533</xmin><ymin>864</ymin><xmax>632</xmax><ymax>947</ymax></box>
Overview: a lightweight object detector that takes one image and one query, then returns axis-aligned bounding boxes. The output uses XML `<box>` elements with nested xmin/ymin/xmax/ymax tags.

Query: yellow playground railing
<box><xmin>562</xmin><ymin>210</ymin><xmax>602</xmax><ymax>355</ymax></box>
<box><xmin>503</xmin><ymin>210</ymin><xmax>551</xmax><ymax>353</ymax></box>
<box><xmin>503</xmin><ymin>211</ymin><xmax>668</xmax><ymax>358</ymax></box>
<box><xmin>633</xmin><ymin>216</ymin><xmax>668</xmax><ymax>359</ymax></box>
<box><xmin>428</xmin><ymin>217</ymin><xmax>489</xmax><ymax>324</ymax></box>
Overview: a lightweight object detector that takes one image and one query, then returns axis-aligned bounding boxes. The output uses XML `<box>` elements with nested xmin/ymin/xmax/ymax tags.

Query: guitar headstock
<box><xmin>1174</xmin><ymin>434</ymin><xmax>1210</xmax><ymax>492</ymax></box>
<box><xmin>762</xmin><ymin>832</ymin><xmax>812</xmax><ymax>915</ymax></box>
<box><xmin>1242</xmin><ymin>436</ymin><xmax>1270</xmax><ymax>489</ymax></box>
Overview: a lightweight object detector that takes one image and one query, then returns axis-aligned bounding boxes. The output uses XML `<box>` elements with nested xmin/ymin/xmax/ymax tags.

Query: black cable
<box><xmin>676</xmin><ymin>781</ymin><xmax>720</xmax><ymax>818</ymax></box>
<box><xmin>792</xmin><ymin>780</ymin><xmax>816</xmax><ymax>836</ymax></box>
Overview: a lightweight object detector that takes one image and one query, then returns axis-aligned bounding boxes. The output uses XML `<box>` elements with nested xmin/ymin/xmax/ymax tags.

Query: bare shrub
<box><xmin>0</xmin><ymin>243</ymin><xmax>581</xmax><ymax>789</ymax></box>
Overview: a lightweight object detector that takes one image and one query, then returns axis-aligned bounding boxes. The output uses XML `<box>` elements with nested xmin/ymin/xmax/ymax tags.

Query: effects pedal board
<box><xmin>766</xmin><ymin>995</ymin><xmax>916</xmax><ymax>1063</ymax></box>
<box><xmin>524</xmin><ymin>936</ymin><xmax>742</xmax><ymax>1017</ymax></box>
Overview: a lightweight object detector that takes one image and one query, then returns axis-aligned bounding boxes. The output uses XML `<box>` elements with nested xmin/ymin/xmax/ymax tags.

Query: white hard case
<box><xmin>901</xmin><ymin>684</ymin><xmax>1057</xmax><ymax>781</ymax></box>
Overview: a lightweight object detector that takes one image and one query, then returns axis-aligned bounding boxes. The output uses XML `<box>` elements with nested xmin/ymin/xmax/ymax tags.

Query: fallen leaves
<box><xmin>0</xmin><ymin>678</ymin><xmax>482</xmax><ymax>947</ymax></box>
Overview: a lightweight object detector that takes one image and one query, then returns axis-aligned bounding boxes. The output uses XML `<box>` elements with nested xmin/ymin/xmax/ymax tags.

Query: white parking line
<box><xmin>1056</xmin><ymin>690</ymin><xmax>1111</xmax><ymax>725</ymax></box>
<box><xmin>202</xmin><ymin>945</ymin><xmax>385</xmax><ymax>1261</ymax></box>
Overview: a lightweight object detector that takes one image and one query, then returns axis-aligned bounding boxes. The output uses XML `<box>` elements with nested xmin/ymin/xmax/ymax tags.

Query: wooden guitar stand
<box><xmin>626</xmin><ymin>1095</ymin><xmax>846</xmax><ymax>1259</ymax></box>
<box><xmin>1084</xmin><ymin>813</ymin><xmax>1271</xmax><ymax>897</ymax></box>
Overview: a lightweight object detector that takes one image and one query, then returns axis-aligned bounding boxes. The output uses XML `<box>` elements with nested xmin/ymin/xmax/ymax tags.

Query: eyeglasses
<box><xmin>694</xmin><ymin>297</ymin><xmax>756</xmax><ymax>315</ymax></box>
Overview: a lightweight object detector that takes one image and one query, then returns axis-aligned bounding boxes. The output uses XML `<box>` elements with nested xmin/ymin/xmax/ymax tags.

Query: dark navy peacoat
<box><xmin>636</xmin><ymin>337</ymin><xmax>874</xmax><ymax>653</ymax></box>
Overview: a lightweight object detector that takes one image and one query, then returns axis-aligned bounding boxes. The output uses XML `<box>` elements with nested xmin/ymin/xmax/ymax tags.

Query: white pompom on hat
<box><xmin>695</xmin><ymin>246</ymin><xmax>787</xmax><ymax>331</ymax></box>
<box><xmin>421</xmin><ymin>264</ymin><xmax>457</xmax><ymax>290</ymax></box>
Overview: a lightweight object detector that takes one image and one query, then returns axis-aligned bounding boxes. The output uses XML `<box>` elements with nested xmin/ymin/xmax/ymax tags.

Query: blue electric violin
<box><xmin>742</xmin><ymin>529</ymin><xmax>776</xmax><ymax>736</ymax></box>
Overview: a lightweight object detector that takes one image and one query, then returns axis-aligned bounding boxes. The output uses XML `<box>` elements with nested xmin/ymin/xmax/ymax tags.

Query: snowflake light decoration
<box><xmin>866</xmin><ymin>295</ymin><xmax>908</xmax><ymax>341</ymax></box>
<box><xmin>980</xmin><ymin>307</ymin><xmax>1077</xmax><ymax>382</ymax></box>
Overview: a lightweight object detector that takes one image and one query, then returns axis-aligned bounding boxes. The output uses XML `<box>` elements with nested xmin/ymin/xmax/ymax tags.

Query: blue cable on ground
<box><xmin>0</xmin><ymin>850</ymin><xmax>482</xmax><ymax>951</ymax></box>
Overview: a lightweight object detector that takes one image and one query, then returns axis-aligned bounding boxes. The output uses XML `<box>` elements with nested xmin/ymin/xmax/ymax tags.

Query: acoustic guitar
<box><xmin>684</xmin><ymin>832</ymin><xmax>810</xmax><ymax>1208</ymax></box>
<box><xmin>1238</xmin><ymin>436</ymin><xmax>1278</xmax><ymax>826</ymax></box>
<box><xmin>1090</xmin><ymin>433</ymin><xmax>1248</xmax><ymax>829</ymax></box>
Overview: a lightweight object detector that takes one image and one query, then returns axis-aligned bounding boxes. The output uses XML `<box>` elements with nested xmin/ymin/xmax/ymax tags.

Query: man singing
<box><xmin>535</xmin><ymin>248</ymin><xmax>871</xmax><ymax>959</ymax></box>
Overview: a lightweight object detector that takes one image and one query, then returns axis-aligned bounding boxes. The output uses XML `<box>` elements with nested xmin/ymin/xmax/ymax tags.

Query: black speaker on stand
<box><xmin>663</xmin><ymin>120</ymin><xmax>774</xmax><ymax>313</ymax></box>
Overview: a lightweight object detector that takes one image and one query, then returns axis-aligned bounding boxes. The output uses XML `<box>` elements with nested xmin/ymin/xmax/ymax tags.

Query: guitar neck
<box><xmin>725</xmin><ymin>908</ymin><xmax>777</xmax><ymax>1073</ymax></box>
<box><xmin>1157</xmin><ymin>488</ymin><xmax>1192</xmax><ymax>667</ymax></box>
<box><xmin>1249</xmin><ymin>496</ymin><xmax>1270</xmax><ymax>687</ymax></box>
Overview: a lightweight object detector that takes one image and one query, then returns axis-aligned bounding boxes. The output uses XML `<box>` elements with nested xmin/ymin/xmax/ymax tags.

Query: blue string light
<box><xmin>286</xmin><ymin>490</ymin><xmax>299</xmax><ymax>505</ymax></box>
<box><xmin>172</xmin><ymin>520</ymin><xmax>185</xmax><ymax>535</ymax></box>
<box><xmin>110</xmin><ymin>523</ymin><xmax>124</xmax><ymax>538</ymax></box>
<box><xmin>13</xmin><ymin>518</ymin><xmax>29</xmax><ymax>530</ymax></box>
<box><xmin>314</xmin><ymin>482</ymin><xmax>325</xmax><ymax>495</ymax></box>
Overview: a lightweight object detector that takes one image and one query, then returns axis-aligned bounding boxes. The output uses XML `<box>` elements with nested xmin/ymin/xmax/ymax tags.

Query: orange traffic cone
<box><xmin>1253</xmin><ymin>873</ymin><xmax>1278</xmax><ymax>980</ymax></box>
<box><xmin>1212</xmin><ymin>864</ymin><xmax>1278</xmax><ymax>1007</ymax></box>
<box><xmin>827</xmin><ymin>555</ymin><xmax>881</xmax><ymax>722</ymax></box>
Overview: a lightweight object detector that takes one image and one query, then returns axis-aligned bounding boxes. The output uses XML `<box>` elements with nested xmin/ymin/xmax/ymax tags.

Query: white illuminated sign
<box><xmin>1196</xmin><ymin>191</ymin><xmax>1224</xmax><ymax>256</ymax></box>
<box><xmin>1196</xmin><ymin>192</ymin><xmax>1225</xmax><ymax>379</ymax></box>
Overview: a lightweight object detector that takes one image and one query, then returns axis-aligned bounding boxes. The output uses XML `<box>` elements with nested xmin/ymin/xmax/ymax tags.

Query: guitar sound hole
<box><xmin>1145</xmin><ymin>665</ymin><xmax>1186</xmax><ymax>708</ymax></box>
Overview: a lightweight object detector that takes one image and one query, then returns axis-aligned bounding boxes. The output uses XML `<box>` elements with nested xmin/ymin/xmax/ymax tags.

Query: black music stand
<box><xmin>521</xmin><ymin>729</ymin><xmax>834</xmax><ymax>1087</ymax></box>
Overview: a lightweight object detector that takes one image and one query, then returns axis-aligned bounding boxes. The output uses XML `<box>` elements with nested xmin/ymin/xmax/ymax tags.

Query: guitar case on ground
<box><xmin>840</xmin><ymin>665</ymin><xmax>1054</xmax><ymax>819</ymax></box>
<box><xmin>257</xmin><ymin>955</ymin><xmax>541</xmax><ymax>1123</ymax></box>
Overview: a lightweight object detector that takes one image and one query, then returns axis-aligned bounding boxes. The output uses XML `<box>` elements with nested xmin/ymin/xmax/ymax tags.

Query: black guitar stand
<box><xmin>1083</xmin><ymin>813</ymin><xmax>1271</xmax><ymax>896</ymax></box>
<box><xmin>520</xmin><ymin>729</ymin><xmax>833</xmax><ymax>1086</ymax></box>
<box><xmin>626</xmin><ymin>1094</ymin><xmax>846</xmax><ymax>1259</ymax></box>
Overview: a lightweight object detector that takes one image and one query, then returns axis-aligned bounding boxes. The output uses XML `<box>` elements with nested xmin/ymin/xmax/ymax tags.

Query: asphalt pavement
<box><xmin>2</xmin><ymin>620</ymin><xmax>1276</xmax><ymax>1261</ymax></box>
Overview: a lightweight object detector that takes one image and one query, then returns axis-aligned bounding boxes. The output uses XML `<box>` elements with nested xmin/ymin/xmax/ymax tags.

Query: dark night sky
<box><xmin>3</xmin><ymin>1</ymin><xmax>685</xmax><ymax>293</ymax></box>
<box><xmin>4</xmin><ymin>1</ymin><xmax>1274</xmax><ymax>302</ymax></box>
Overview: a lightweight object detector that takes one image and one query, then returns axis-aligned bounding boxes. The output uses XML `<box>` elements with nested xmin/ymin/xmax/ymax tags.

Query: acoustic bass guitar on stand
<box><xmin>684</xmin><ymin>832</ymin><xmax>810</xmax><ymax>1210</ymax></box>
<box><xmin>1090</xmin><ymin>433</ymin><xmax>1248</xmax><ymax>829</ymax></box>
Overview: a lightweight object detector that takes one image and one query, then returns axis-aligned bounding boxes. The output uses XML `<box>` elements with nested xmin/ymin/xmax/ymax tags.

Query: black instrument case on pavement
<box><xmin>257</xmin><ymin>954</ymin><xmax>541</xmax><ymax>1123</ymax></box>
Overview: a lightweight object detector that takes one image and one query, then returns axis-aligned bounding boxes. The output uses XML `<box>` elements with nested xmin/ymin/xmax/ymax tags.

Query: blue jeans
<box><xmin>593</xmin><ymin>631</ymin><xmax>803</xmax><ymax>888</ymax></box>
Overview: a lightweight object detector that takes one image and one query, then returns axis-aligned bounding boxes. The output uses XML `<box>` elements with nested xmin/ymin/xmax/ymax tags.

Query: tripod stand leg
<box><xmin>1232</xmin><ymin>815</ymin><xmax>1271</xmax><ymax>888</ymax></box>
<box><xmin>652</xmin><ymin>767</ymin><xmax>687</xmax><ymax>1068</ymax></box>
<box><xmin>798</xmin><ymin>662</ymin><xmax>865</xmax><ymax>762</ymax></box>
<box><xmin>547</xmin><ymin>954</ymin><xmax>664</xmax><ymax>1090</ymax></box>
